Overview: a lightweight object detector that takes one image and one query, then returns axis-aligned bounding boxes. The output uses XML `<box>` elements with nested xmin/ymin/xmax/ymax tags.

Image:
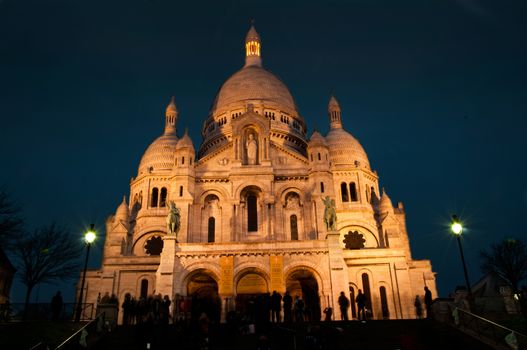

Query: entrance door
<box><xmin>235</xmin><ymin>272</ymin><xmax>269</xmax><ymax>322</ymax></box>
<box><xmin>286</xmin><ymin>269</ymin><xmax>321</xmax><ymax>321</ymax></box>
<box><xmin>187</xmin><ymin>271</ymin><xmax>221</xmax><ymax>322</ymax></box>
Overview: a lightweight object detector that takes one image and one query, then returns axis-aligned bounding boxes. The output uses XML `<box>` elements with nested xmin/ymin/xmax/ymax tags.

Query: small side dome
<box><xmin>379</xmin><ymin>188</ymin><xmax>394</xmax><ymax>215</ymax></box>
<box><xmin>308</xmin><ymin>131</ymin><xmax>328</xmax><ymax>148</ymax></box>
<box><xmin>326</xmin><ymin>128</ymin><xmax>370</xmax><ymax>169</ymax></box>
<box><xmin>138</xmin><ymin>133</ymin><xmax>178</xmax><ymax>175</ymax></box>
<box><xmin>115</xmin><ymin>196</ymin><xmax>129</xmax><ymax>221</ymax></box>
<box><xmin>176</xmin><ymin>130</ymin><xmax>195</xmax><ymax>152</ymax></box>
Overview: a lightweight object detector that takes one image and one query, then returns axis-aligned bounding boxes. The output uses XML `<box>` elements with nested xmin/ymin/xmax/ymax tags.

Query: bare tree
<box><xmin>12</xmin><ymin>223</ymin><xmax>81</xmax><ymax>314</ymax></box>
<box><xmin>481</xmin><ymin>239</ymin><xmax>527</xmax><ymax>293</ymax></box>
<box><xmin>0</xmin><ymin>187</ymin><xmax>23</xmax><ymax>248</ymax></box>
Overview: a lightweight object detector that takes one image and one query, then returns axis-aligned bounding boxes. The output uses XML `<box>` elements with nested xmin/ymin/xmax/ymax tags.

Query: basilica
<box><xmin>82</xmin><ymin>25</ymin><xmax>437</xmax><ymax>322</ymax></box>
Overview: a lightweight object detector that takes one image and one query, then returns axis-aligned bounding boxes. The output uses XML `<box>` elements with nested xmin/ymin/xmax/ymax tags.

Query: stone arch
<box><xmin>284</xmin><ymin>264</ymin><xmax>323</xmax><ymax>321</ymax></box>
<box><xmin>234</xmin><ymin>266</ymin><xmax>271</xmax><ymax>295</ymax></box>
<box><xmin>178</xmin><ymin>263</ymin><xmax>221</xmax><ymax>291</ymax></box>
<box><xmin>198</xmin><ymin>188</ymin><xmax>229</xmax><ymax>205</ymax></box>
<box><xmin>132</xmin><ymin>231</ymin><xmax>165</xmax><ymax>256</ymax></box>
<box><xmin>234</xmin><ymin>181</ymin><xmax>267</xmax><ymax>200</ymax></box>
<box><xmin>283</xmin><ymin>262</ymin><xmax>327</xmax><ymax>295</ymax></box>
<box><xmin>182</xmin><ymin>267</ymin><xmax>221</xmax><ymax>323</ymax></box>
<box><xmin>278</xmin><ymin>186</ymin><xmax>305</xmax><ymax>206</ymax></box>
<box><xmin>339</xmin><ymin>224</ymin><xmax>379</xmax><ymax>248</ymax></box>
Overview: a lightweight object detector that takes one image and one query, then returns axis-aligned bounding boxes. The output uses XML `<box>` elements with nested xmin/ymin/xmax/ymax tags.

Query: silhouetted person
<box><xmin>271</xmin><ymin>291</ymin><xmax>282</xmax><ymax>323</ymax></box>
<box><xmin>356</xmin><ymin>289</ymin><xmax>367</xmax><ymax>321</ymax></box>
<box><xmin>51</xmin><ymin>291</ymin><xmax>63</xmax><ymax>321</ymax></box>
<box><xmin>424</xmin><ymin>286</ymin><xmax>433</xmax><ymax>319</ymax></box>
<box><xmin>283</xmin><ymin>292</ymin><xmax>293</xmax><ymax>323</ymax></box>
<box><xmin>338</xmin><ymin>291</ymin><xmax>349</xmax><ymax>321</ymax></box>
<box><xmin>414</xmin><ymin>295</ymin><xmax>423</xmax><ymax>319</ymax></box>
<box><xmin>122</xmin><ymin>293</ymin><xmax>132</xmax><ymax>325</ymax></box>
<box><xmin>294</xmin><ymin>296</ymin><xmax>304</xmax><ymax>322</ymax></box>
<box><xmin>323</xmin><ymin>306</ymin><xmax>333</xmax><ymax>321</ymax></box>
<box><xmin>161</xmin><ymin>295</ymin><xmax>171</xmax><ymax>325</ymax></box>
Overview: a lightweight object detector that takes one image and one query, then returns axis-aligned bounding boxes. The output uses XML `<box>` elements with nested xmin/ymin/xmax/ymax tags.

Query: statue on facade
<box><xmin>322</xmin><ymin>196</ymin><xmax>337</xmax><ymax>231</ymax></box>
<box><xmin>246</xmin><ymin>133</ymin><xmax>258</xmax><ymax>165</ymax></box>
<box><xmin>166</xmin><ymin>201</ymin><xmax>181</xmax><ymax>239</ymax></box>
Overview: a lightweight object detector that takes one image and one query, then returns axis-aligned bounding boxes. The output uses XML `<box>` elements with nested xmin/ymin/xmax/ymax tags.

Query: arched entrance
<box><xmin>235</xmin><ymin>271</ymin><xmax>269</xmax><ymax>323</ymax></box>
<box><xmin>286</xmin><ymin>268</ymin><xmax>321</xmax><ymax>321</ymax></box>
<box><xmin>187</xmin><ymin>270</ymin><xmax>221</xmax><ymax>322</ymax></box>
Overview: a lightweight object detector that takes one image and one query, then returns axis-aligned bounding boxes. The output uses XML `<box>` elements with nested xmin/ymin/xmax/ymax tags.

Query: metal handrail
<box><xmin>54</xmin><ymin>312</ymin><xmax>105</xmax><ymax>349</ymax></box>
<box><xmin>456</xmin><ymin>308</ymin><xmax>526</xmax><ymax>336</ymax></box>
<box><xmin>453</xmin><ymin>307</ymin><xmax>527</xmax><ymax>349</ymax></box>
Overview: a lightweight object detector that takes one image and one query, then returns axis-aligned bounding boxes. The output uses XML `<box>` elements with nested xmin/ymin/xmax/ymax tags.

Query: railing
<box><xmin>54</xmin><ymin>311</ymin><xmax>106</xmax><ymax>349</ymax></box>
<box><xmin>452</xmin><ymin>307</ymin><xmax>527</xmax><ymax>349</ymax></box>
<box><xmin>0</xmin><ymin>303</ymin><xmax>94</xmax><ymax>321</ymax></box>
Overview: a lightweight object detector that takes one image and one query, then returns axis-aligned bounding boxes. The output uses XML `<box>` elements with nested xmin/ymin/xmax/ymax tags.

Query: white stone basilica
<box><xmin>83</xmin><ymin>25</ymin><xmax>437</xmax><ymax>322</ymax></box>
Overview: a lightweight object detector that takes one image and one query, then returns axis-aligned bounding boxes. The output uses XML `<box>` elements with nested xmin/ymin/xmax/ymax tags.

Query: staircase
<box><xmin>95</xmin><ymin>319</ymin><xmax>494</xmax><ymax>350</ymax></box>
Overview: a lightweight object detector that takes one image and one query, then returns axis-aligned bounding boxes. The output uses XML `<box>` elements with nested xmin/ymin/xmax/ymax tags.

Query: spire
<box><xmin>244</xmin><ymin>22</ymin><xmax>262</xmax><ymax>67</ymax></box>
<box><xmin>328</xmin><ymin>95</ymin><xmax>343</xmax><ymax>129</ymax></box>
<box><xmin>380</xmin><ymin>188</ymin><xmax>394</xmax><ymax>215</ymax></box>
<box><xmin>164</xmin><ymin>96</ymin><xmax>178</xmax><ymax>135</ymax></box>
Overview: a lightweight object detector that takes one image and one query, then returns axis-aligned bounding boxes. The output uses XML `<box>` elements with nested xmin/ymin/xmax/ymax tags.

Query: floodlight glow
<box><xmin>85</xmin><ymin>231</ymin><xmax>96</xmax><ymax>243</ymax></box>
<box><xmin>451</xmin><ymin>222</ymin><xmax>463</xmax><ymax>235</ymax></box>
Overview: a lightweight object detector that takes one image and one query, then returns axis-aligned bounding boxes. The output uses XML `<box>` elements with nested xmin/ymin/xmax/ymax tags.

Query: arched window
<box><xmin>362</xmin><ymin>273</ymin><xmax>373</xmax><ymax>316</ymax></box>
<box><xmin>349</xmin><ymin>286</ymin><xmax>357</xmax><ymax>319</ymax></box>
<box><xmin>349</xmin><ymin>182</ymin><xmax>358</xmax><ymax>202</ymax></box>
<box><xmin>318</xmin><ymin>152</ymin><xmax>321</xmax><ymax>160</ymax></box>
<box><xmin>208</xmin><ymin>217</ymin><xmax>215</xmax><ymax>243</ymax></box>
<box><xmin>365</xmin><ymin>186</ymin><xmax>370</xmax><ymax>203</ymax></box>
<box><xmin>341</xmin><ymin>182</ymin><xmax>349</xmax><ymax>202</ymax></box>
<box><xmin>179</xmin><ymin>186</ymin><xmax>183</xmax><ymax>197</ymax></box>
<box><xmin>380</xmin><ymin>286</ymin><xmax>389</xmax><ymax>319</ymax></box>
<box><xmin>370</xmin><ymin>186</ymin><xmax>375</xmax><ymax>203</ymax></box>
<box><xmin>247</xmin><ymin>194</ymin><xmax>258</xmax><ymax>232</ymax></box>
<box><xmin>159</xmin><ymin>187</ymin><xmax>167</xmax><ymax>207</ymax></box>
<box><xmin>320</xmin><ymin>182</ymin><xmax>325</xmax><ymax>193</ymax></box>
<box><xmin>151</xmin><ymin>188</ymin><xmax>159</xmax><ymax>207</ymax></box>
<box><xmin>290</xmin><ymin>215</ymin><xmax>298</xmax><ymax>240</ymax></box>
<box><xmin>140</xmin><ymin>279</ymin><xmax>148</xmax><ymax>299</ymax></box>
<box><xmin>182</xmin><ymin>157</ymin><xmax>185</xmax><ymax>165</ymax></box>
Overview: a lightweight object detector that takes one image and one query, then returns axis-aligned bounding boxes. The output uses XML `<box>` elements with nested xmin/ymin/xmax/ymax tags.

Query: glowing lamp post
<box><xmin>451</xmin><ymin>215</ymin><xmax>472</xmax><ymax>295</ymax></box>
<box><xmin>75</xmin><ymin>224</ymin><xmax>96</xmax><ymax>322</ymax></box>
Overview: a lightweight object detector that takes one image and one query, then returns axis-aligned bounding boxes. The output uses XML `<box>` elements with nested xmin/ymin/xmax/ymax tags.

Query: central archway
<box><xmin>286</xmin><ymin>268</ymin><xmax>321</xmax><ymax>321</ymax></box>
<box><xmin>187</xmin><ymin>270</ymin><xmax>221</xmax><ymax>322</ymax></box>
<box><xmin>235</xmin><ymin>271</ymin><xmax>269</xmax><ymax>323</ymax></box>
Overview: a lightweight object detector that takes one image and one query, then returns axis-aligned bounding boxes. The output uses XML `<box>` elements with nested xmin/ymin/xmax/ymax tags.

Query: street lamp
<box><xmin>75</xmin><ymin>224</ymin><xmax>96</xmax><ymax>322</ymax></box>
<box><xmin>451</xmin><ymin>215</ymin><xmax>472</xmax><ymax>295</ymax></box>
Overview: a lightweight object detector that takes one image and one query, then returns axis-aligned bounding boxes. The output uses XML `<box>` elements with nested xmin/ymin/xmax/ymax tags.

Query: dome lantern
<box><xmin>245</xmin><ymin>23</ymin><xmax>262</xmax><ymax>68</ymax></box>
<box><xmin>165</xmin><ymin>96</ymin><xmax>178</xmax><ymax>135</ymax></box>
<box><xmin>328</xmin><ymin>95</ymin><xmax>343</xmax><ymax>129</ymax></box>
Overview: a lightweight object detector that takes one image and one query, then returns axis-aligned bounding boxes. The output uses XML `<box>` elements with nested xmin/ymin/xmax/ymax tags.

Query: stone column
<box><xmin>155</xmin><ymin>236</ymin><xmax>178</xmax><ymax>298</ymax></box>
<box><xmin>326</xmin><ymin>231</ymin><xmax>351</xmax><ymax>320</ymax></box>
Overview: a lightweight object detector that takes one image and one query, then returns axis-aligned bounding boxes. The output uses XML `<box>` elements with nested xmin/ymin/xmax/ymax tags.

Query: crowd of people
<box><xmin>120</xmin><ymin>293</ymin><xmax>172</xmax><ymax>326</ymax></box>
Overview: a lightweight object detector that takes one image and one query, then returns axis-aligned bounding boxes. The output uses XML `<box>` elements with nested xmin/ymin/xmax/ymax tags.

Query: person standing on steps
<box><xmin>414</xmin><ymin>295</ymin><xmax>423</xmax><ymax>319</ymax></box>
<box><xmin>424</xmin><ymin>286</ymin><xmax>433</xmax><ymax>319</ymax></box>
<box><xmin>338</xmin><ymin>291</ymin><xmax>349</xmax><ymax>321</ymax></box>
<box><xmin>356</xmin><ymin>289</ymin><xmax>367</xmax><ymax>321</ymax></box>
<box><xmin>51</xmin><ymin>291</ymin><xmax>63</xmax><ymax>321</ymax></box>
<box><xmin>283</xmin><ymin>291</ymin><xmax>293</xmax><ymax>323</ymax></box>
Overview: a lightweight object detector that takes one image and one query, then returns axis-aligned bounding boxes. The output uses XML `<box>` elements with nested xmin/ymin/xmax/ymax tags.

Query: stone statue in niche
<box><xmin>246</xmin><ymin>133</ymin><xmax>258</xmax><ymax>165</ymax></box>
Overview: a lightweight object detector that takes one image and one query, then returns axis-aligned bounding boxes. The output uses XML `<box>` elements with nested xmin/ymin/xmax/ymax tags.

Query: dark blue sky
<box><xmin>1</xmin><ymin>0</ymin><xmax>526</xmax><ymax>303</ymax></box>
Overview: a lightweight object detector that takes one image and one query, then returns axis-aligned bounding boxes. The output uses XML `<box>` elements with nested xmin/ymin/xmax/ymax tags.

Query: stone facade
<box><xmin>81</xmin><ymin>25</ymin><xmax>437</xmax><ymax>322</ymax></box>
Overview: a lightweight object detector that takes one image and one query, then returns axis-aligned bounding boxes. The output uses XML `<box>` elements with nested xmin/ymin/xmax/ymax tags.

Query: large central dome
<box><xmin>210</xmin><ymin>65</ymin><xmax>297</xmax><ymax>115</ymax></box>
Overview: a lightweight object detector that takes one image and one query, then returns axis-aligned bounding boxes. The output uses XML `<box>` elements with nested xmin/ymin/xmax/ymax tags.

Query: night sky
<box><xmin>1</xmin><ymin>0</ymin><xmax>526</xmax><ymax>303</ymax></box>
